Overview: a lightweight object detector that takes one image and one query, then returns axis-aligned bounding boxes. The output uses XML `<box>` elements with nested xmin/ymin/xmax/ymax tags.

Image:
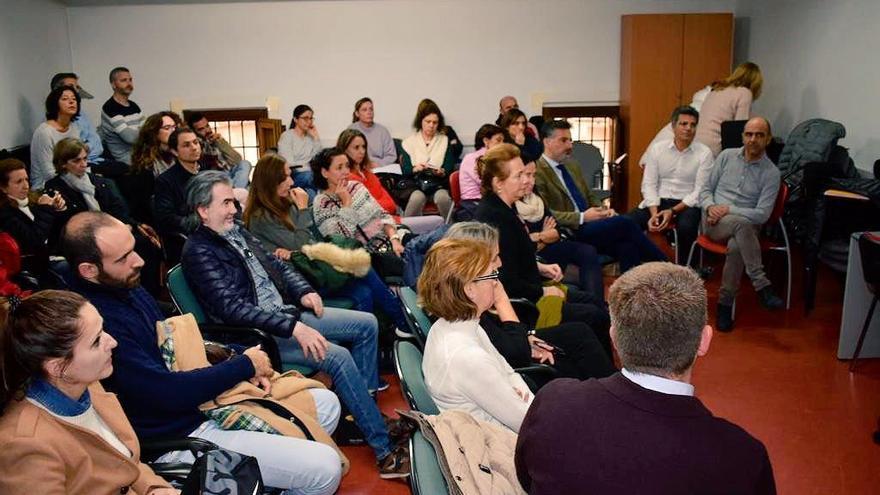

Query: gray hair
<box><xmin>444</xmin><ymin>221</ymin><xmax>499</xmax><ymax>247</ymax></box>
<box><xmin>184</xmin><ymin>170</ymin><xmax>232</xmax><ymax>231</ymax></box>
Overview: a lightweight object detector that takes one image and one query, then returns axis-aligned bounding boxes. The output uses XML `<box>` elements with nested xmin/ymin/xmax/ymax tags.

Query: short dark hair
<box><xmin>109</xmin><ymin>66</ymin><xmax>130</xmax><ymax>83</ymax></box>
<box><xmin>540</xmin><ymin>119</ymin><xmax>571</xmax><ymax>140</ymax></box>
<box><xmin>50</xmin><ymin>72</ymin><xmax>77</xmax><ymax>90</ymax></box>
<box><xmin>309</xmin><ymin>147</ymin><xmax>348</xmax><ymax>191</ymax></box>
<box><xmin>44</xmin><ymin>85</ymin><xmax>81</xmax><ymax>121</ymax></box>
<box><xmin>499</xmin><ymin>108</ymin><xmax>527</xmax><ymax>131</ymax></box>
<box><xmin>168</xmin><ymin>127</ymin><xmax>197</xmax><ymax>151</ymax></box>
<box><xmin>474</xmin><ymin>124</ymin><xmax>504</xmax><ymax>150</ymax></box>
<box><xmin>60</xmin><ymin>211</ymin><xmax>120</xmax><ymax>270</ymax></box>
<box><xmin>670</xmin><ymin>105</ymin><xmax>699</xmax><ymax>126</ymax></box>
<box><xmin>290</xmin><ymin>104</ymin><xmax>313</xmax><ymax>129</ymax></box>
<box><xmin>185</xmin><ymin>111</ymin><xmax>206</xmax><ymax>129</ymax></box>
<box><xmin>412</xmin><ymin>99</ymin><xmax>446</xmax><ymax>131</ymax></box>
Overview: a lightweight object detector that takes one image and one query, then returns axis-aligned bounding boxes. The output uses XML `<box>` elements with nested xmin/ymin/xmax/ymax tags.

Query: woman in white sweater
<box><xmin>418</xmin><ymin>237</ymin><xmax>533</xmax><ymax>432</ymax></box>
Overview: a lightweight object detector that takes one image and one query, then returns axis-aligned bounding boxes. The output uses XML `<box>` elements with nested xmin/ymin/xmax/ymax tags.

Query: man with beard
<box><xmin>61</xmin><ymin>211</ymin><xmax>347</xmax><ymax>494</ymax></box>
<box><xmin>100</xmin><ymin>67</ymin><xmax>143</xmax><ymax>165</ymax></box>
<box><xmin>152</xmin><ymin>127</ymin><xmax>202</xmax><ymax>262</ymax></box>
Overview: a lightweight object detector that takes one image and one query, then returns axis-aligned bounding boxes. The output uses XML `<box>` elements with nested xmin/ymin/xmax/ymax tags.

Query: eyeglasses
<box><xmin>299</xmin><ymin>116</ymin><xmax>314</xmax><ymax>121</ymax></box>
<box><xmin>160</xmin><ymin>124</ymin><xmax>177</xmax><ymax>131</ymax></box>
<box><xmin>473</xmin><ymin>270</ymin><xmax>500</xmax><ymax>283</ymax></box>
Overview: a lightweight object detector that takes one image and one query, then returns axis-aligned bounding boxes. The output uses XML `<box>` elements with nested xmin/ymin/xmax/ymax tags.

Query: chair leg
<box><xmin>850</xmin><ymin>296</ymin><xmax>879</xmax><ymax>372</ymax></box>
<box><xmin>785</xmin><ymin>249</ymin><xmax>792</xmax><ymax>310</ymax></box>
<box><xmin>686</xmin><ymin>241</ymin><xmax>698</xmax><ymax>269</ymax></box>
<box><xmin>672</xmin><ymin>228</ymin><xmax>679</xmax><ymax>265</ymax></box>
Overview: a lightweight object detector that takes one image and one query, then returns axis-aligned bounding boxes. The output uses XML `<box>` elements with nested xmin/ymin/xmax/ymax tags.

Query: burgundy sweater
<box><xmin>515</xmin><ymin>373</ymin><xmax>775</xmax><ymax>494</ymax></box>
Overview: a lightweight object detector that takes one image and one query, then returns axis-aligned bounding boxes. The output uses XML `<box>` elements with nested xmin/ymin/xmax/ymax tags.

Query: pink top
<box><xmin>695</xmin><ymin>86</ymin><xmax>753</xmax><ymax>156</ymax></box>
<box><xmin>459</xmin><ymin>147</ymin><xmax>487</xmax><ymax>201</ymax></box>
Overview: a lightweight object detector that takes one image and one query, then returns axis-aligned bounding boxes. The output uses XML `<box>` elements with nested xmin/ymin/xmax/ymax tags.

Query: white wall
<box><xmin>735</xmin><ymin>0</ymin><xmax>880</xmax><ymax>171</ymax></box>
<box><xmin>0</xmin><ymin>0</ymin><xmax>72</xmax><ymax>148</ymax></box>
<box><xmin>67</xmin><ymin>0</ymin><xmax>734</xmax><ymax>147</ymax></box>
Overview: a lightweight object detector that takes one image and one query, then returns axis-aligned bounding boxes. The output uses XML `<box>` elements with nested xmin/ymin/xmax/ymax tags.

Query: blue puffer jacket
<box><xmin>181</xmin><ymin>222</ymin><xmax>315</xmax><ymax>338</ymax></box>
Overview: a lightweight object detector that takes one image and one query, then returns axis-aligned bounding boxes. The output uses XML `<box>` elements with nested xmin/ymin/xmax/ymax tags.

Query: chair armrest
<box><xmin>199</xmin><ymin>324</ymin><xmax>283</xmax><ymax>372</ymax></box>
<box><xmin>142</xmin><ymin>437</ymin><xmax>217</xmax><ymax>458</ymax></box>
<box><xmin>509</xmin><ymin>298</ymin><xmax>539</xmax><ymax>328</ymax></box>
<box><xmin>515</xmin><ymin>363</ymin><xmax>558</xmax><ymax>378</ymax></box>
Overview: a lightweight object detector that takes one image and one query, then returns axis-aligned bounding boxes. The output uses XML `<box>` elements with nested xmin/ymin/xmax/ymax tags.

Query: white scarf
<box><xmin>14</xmin><ymin>196</ymin><xmax>34</xmax><ymax>221</ymax></box>
<box><xmin>515</xmin><ymin>193</ymin><xmax>545</xmax><ymax>223</ymax></box>
<box><xmin>61</xmin><ymin>173</ymin><xmax>101</xmax><ymax>212</ymax></box>
<box><xmin>402</xmin><ymin>132</ymin><xmax>448</xmax><ymax>170</ymax></box>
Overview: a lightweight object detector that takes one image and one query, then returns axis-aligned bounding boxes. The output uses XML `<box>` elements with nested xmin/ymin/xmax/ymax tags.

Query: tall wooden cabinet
<box><xmin>619</xmin><ymin>13</ymin><xmax>733</xmax><ymax>209</ymax></box>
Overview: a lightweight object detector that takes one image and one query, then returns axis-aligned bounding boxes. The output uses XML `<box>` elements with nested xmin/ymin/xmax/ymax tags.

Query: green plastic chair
<box><xmin>166</xmin><ymin>264</ymin><xmax>313</xmax><ymax>375</ymax></box>
<box><xmin>409</xmin><ymin>430</ymin><xmax>449</xmax><ymax>495</ymax></box>
<box><xmin>400</xmin><ymin>287</ymin><xmax>433</xmax><ymax>346</ymax></box>
<box><xmin>394</xmin><ymin>340</ymin><xmax>439</xmax><ymax>415</ymax></box>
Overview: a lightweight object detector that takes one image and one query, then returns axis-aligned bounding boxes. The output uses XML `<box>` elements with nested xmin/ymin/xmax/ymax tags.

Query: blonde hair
<box><xmin>476</xmin><ymin>143</ymin><xmax>520</xmax><ymax>197</ymax></box>
<box><xmin>712</xmin><ymin>61</ymin><xmax>763</xmax><ymax>100</ymax></box>
<box><xmin>417</xmin><ymin>238</ymin><xmax>491</xmax><ymax>321</ymax></box>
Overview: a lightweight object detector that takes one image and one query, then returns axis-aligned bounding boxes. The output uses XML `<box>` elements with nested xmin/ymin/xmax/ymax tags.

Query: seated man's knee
<box><xmin>296</xmin><ymin>443</ymin><xmax>343</xmax><ymax>495</ymax></box>
<box><xmin>309</xmin><ymin>388</ymin><xmax>341</xmax><ymax>434</ymax></box>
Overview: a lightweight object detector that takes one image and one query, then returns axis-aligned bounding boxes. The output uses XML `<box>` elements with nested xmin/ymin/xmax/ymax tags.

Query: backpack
<box><xmin>181</xmin><ymin>448</ymin><xmax>264</xmax><ymax>495</ymax></box>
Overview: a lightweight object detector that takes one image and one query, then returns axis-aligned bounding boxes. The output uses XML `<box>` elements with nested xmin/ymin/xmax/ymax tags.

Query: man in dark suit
<box><xmin>534</xmin><ymin>120</ymin><xmax>666</xmax><ymax>271</ymax></box>
<box><xmin>515</xmin><ymin>262</ymin><xmax>776</xmax><ymax>494</ymax></box>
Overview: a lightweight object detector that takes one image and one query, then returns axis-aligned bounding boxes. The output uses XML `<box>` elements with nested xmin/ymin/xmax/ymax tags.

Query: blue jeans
<box><xmin>274</xmin><ymin>307</ymin><xmax>392</xmax><ymax>459</ymax></box>
<box><xmin>230</xmin><ymin>160</ymin><xmax>252</xmax><ymax>188</ymax></box>
<box><xmin>159</xmin><ymin>389</ymin><xmax>342</xmax><ymax>495</ymax></box>
<box><xmin>292</xmin><ymin>167</ymin><xmax>316</xmax><ymax>202</ymax></box>
<box><xmin>575</xmin><ymin>215</ymin><xmax>667</xmax><ymax>272</ymax></box>
<box><xmin>324</xmin><ymin>269</ymin><xmax>408</xmax><ymax>330</ymax></box>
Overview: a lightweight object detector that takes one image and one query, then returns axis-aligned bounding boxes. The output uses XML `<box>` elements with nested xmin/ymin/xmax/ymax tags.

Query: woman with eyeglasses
<box><xmin>0</xmin><ymin>291</ymin><xmax>178</xmax><ymax>495</ymax></box>
<box><xmin>419</xmin><ymin>237</ymin><xmax>534</xmax><ymax>432</ymax></box>
<box><xmin>277</xmin><ymin>104</ymin><xmax>321</xmax><ymax>193</ymax></box>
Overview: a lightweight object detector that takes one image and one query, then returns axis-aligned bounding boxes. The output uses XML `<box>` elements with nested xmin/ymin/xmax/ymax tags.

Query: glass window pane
<box><xmin>243</xmin><ymin>147</ymin><xmax>259</xmax><ymax>164</ymax></box>
<box><xmin>212</xmin><ymin>121</ymin><xmax>230</xmax><ymax>142</ymax></box>
<box><xmin>243</xmin><ymin>121</ymin><xmax>258</xmax><ymax>147</ymax></box>
<box><xmin>229</xmin><ymin>121</ymin><xmax>244</xmax><ymax>147</ymax></box>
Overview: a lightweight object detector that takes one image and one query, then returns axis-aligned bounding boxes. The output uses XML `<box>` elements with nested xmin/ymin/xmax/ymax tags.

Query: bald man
<box><xmin>698</xmin><ymin>117</ymin><xmax>783</xmax><ymax>331</ymax></box>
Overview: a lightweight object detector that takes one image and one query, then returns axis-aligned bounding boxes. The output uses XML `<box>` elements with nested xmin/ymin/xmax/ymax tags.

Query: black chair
<box><xmin>849</xmin><ymin>232</ymin><xmax>880</xmax><ymax>371</ymax></box>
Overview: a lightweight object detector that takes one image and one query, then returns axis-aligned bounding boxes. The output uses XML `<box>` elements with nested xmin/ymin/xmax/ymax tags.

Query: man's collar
<box><xmin>736</xmin><ymin>146</ymin><xmax>768</xmax><ymax>164</ymax></box>
<box><xmin>621</xmin><ymin>368</ymin><xmax>695</xmax><ymax>396</ymax></box>
<box><xmin>668</xmin><ymin>139</ymin><xmax>694</xmax><ymax>153</ymax></box>
<box><xmin>542</xmin><ymin>154</ymin><xmax>561</xmax><ymax>168</ymax></box>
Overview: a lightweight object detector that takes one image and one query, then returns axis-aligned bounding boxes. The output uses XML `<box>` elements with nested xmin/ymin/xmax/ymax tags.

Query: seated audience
<box><xmin>179</xmin><ymin>171</ymin><xmax>410</xmax><ymax>478</ymax></box>
<box><xmin>45</xmin><ymin>138</ymin><xmax>163</xmax><ymax>295</ymax></box>
<box><xmin>495</xmin><ymin>95</ymin><xmax>539</xmax><ymax>138</ymax></box>
<box><xmin>698</xmin><ymin>117</ymin><xmax>783</xmax><ymax>331</ymax></box>
<box><xmin>30</xmin><ymin>85</ymin><xmax>82</xmax><ymax>190</ymax></box>
<box><xmin>474</xmin><ymin>144</ymin><xmax>612</xmax><ymax>356</ymax></box>
<box><xmin>627</xmin><ymin>105</ymin><xmax>713</xmax><ymax>266</ymax></box>
<box><xmin>60</xmin><ymin>212</ymin><xmax>345</xmax><ymax>493</ymax></box>
<box><xmin>125</xmin><ymin>111</ymin><xmax>182</xmax><ymax>224</ymax></box>
<box><xmin>49</xmin><ymin>72</ymin><xmax>126</xmax><ymax>178</ymax></box>
<box><xmin>244</xmin><ymin>153</ymin><xmax>409</xmax><ymax>332</ymax></box>
<box><xmin>0</xmin><ymin>290</ymin><xmax>177</xmax><ymax>495</ymax></box>
<box><xmin>100</xmin><ymin>67</ymin><xmax>143</xmax><ymax>165</ymax></box>
<box><xmin>312</xmin><ymin>148</ymin><xmax>408</xmax><ymax>258</ymax></box>
<box><xmin>400</xmin><ymin>100</ymin><xmax>454</xmax><ymax>219</ymax></box>
<box><xmin>418</xmin><ymin>238</ymin><xmax>534</xmax><ymax>432</ymax></box>
<box><xmin>518</xmin><ymin>160</ymin><xmax>604</xmax><ymax>300</ymax></box>
<box><xmin>337</xmin><ymin>128</ymin><xmax>443</xmax><ymax>234</ymax></box>
<box><xmin>535</xmin><ymin>120</ymin><xmax>667</xmax><ymax>271</ymax></box>
<box><xmin>695</xmin><ymin>61</ymin><xmax>763</xmax><ymax>156</ymax></box>
<box><xmin>457</xmin><ymin>124</ymin><xmax>505</xmax><ymax>220</ymax></box>
<box><xmin>152</xmin><ymin>127</ymin><xmax>202</xmax><ymax>261</ymax></box>
<box><xmin>515</xmin><ymin>262</ymin><xmax>776</xmax><ymax>494</ymax></box>
<box><xmin>0</xmin><ymin>159</ymin><xmax>67</xmax><ymax>276</ymax></box>
<box><xmin>500</xmin><ymin>108</ymin><xmax>542</xmax><ymax>164</ymax></box>
<box><xmin>418</xmin><ymin>98</ymin><xmax>463</xmax><ymax>161</ymax></box>
<box><xmin>187</xmin><ymin>111</ymin><xmax>252</xmax><ymax>189</ymax></box>
<box><xmin>348</xmin><ymin>97</ymin><xmax>397</xmax><ymax>166</ymax></box>
<box><xmin>277</xmin><ymin>104</ymin><xmax>321</xmax><ymax>193</ymax></box>
<box><xmin>444</xmin><ymin>222</ymin><xmax>615</xmax><ymax>386</ymax></box>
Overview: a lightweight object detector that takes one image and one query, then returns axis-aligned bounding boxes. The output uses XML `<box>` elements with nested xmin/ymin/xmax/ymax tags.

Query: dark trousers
<box><xmin>560</xmin><ymin>287</ymin><xmax>612</xmax><ymax>358</ymax></box>
<box><xmin>89</xmin><ymin>159</ymin><xmax>129</xmax><ymax>179</ymax></box>
<box><xmin>538</xmin><ymin>321</ymin><xmax>616</xmax><ymax>381</ymax></box>
<box><xmin>575</xmin><ymin>215</ymin><xmax>667</xmax><ymax>272</ymax></box>
<box><xmin>539</xmin><ymin>240</ymin><xmax>604</xmax><ymax>300</ymax></box>
<box><xmin>627</xmin><ymin>198</ymin><xmax>701</xmax><ymax>267</ymax></box>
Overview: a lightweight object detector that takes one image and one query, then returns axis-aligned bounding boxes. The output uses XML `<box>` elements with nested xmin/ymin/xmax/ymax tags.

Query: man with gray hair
<box><xmin>179</xmin><ymin>171</ymin><xmax>411</xmax><ymax>478</ymax></box>
<box><xmin>516</xmin><ymin>262</ymin><xmax>775</xmax><ymax>494</ymax></box>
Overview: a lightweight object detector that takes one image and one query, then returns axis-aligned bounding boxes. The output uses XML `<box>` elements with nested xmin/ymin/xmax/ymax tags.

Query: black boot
<box><xmin>717</xmin><ymin>303</ymin><xmax>734</xmax><ymax>332</ymax></box>
<box><xmin>758</xmin><ymin>286</ymin><xmax>784</xmax><ymax>310</ymax></box>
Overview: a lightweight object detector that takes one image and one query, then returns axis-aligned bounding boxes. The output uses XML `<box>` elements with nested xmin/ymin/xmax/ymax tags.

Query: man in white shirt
<box><xmin>628</xmin><ymin>106</ymin><xmax>713</xmax><ymax>265</ymax></box>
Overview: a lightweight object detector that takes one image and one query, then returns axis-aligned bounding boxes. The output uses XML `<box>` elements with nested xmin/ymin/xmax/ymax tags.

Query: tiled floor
<box><xmin>338</xmin><ymin>239</ymin><xmax>880</xmax><ymax>494</ymax></box>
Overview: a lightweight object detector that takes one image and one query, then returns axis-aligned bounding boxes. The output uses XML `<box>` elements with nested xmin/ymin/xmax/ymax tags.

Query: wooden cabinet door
<box><xmin>257</xmin><ymin>118</ymin><xmax>282</xmax><ymax>157</ymax></box>
<box><xmin>681</xmin><ymin>13</ymin><xmax>734</xmax><ymax>103</ymax></box>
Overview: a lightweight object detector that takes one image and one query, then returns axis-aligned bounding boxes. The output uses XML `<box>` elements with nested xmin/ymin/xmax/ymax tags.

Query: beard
<box><xmin>96</xmin><ymin>266</ymin><xmax>142</xmax><ymax>290</ymax></box>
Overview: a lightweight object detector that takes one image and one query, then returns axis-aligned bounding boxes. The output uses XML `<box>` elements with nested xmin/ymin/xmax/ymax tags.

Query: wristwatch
<box><xmin>527</xmin><ymin>329</ymin><xmax>536</xmax><ymax>336</ymax></box>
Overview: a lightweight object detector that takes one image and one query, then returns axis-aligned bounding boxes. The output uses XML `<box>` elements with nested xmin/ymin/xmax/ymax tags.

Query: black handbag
<box><xmin>415</xmin><ymin>170</ymin><xmax>449</xmax><ymax>196</ymax></box>
<box><xmin>180</xmin><ymin>448</ymin><xmax>264</xmax><ymax>495</ymax></box>
<box><xmin>377</xmin><ymin>172</ymin><xmax>419</xmax><ymax>208</ymax></box>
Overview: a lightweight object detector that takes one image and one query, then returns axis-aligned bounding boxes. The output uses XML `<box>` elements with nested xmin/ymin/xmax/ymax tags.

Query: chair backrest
<box><xmin>166</xmin><ymin>264</ymin><xmax>207</xmax><ymax>323</ymax></box>
<box><xmin>0</xmin><ymin>233</ymin><xmax>21</xmax><ymax>276</ymax></box>
<box><xmin>721</xmin><ymin>120</ymin><xmax>748</xmax><ymax>150</ymax></box>
<box><xmin>767</xmin><ymin>182</ymin><xmax>789</xmax><ymax>226</ymax></box>
<box><xmin>410</xmin><ymin>431</ymin><xmax>449</xmax><ymax>495</ymax></box>
<box><xmin>449</xmin><ymin>170</ymin><xmax>461</xmax><ymax>207</ymax></box>
<box><xmin>859</xmin><ymin>232</ymin><xmax>880</xmax><ymax>290</ymax></box>
<box><xmin>394</xmin><ymin>340</ymin><xmax>440</xmax><ymax>414</ymax></box>
<box><xmin>571</xmin><ymin>142</ymin><xmax>605</xmax><ymax>190</ymax></box>
<box><xmin>400</xmin><ymin>286</ymin><xmax>433</xmax><ymax>343</ymax></box>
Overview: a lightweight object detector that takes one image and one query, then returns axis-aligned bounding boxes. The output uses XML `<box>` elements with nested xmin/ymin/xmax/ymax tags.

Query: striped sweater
<box><xmin>100</xmin><ymin>97</ymin><xmax>143</xmax><ymax>164</ymax></box>
<box><xmin>313</xmin><ymin>181</ymin><xmax>394</xmax><ymax>243</ymax></box>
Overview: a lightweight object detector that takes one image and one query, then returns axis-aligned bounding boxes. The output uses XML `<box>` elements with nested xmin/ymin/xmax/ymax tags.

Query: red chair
<box><xmin>686</xmin><ymin>183</ymin><xmax>791</xmax><ymax>309</ymax></box>
<box><xmin>447</xmin><ymin>170</ymin><xmax>461</xmax><ymax>223</ymax></box>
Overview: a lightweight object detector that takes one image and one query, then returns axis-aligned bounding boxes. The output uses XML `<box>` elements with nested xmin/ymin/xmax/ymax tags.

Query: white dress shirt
<box><xmin>621</xmin><ymin>368</ymin><xmax>695</xmax><ymax>396</ymax></box>
<box><xmin>639</xmin><ymin>139</ymin><xmax>714</xmax><ymax>209</ymax></box>
<box><xmin>422</xmin><ymin>318</ymin><xmax>533</xmax><ymax>432</ymax></box>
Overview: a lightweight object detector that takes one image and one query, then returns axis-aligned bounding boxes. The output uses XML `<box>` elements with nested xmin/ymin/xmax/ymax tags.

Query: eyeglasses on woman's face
<box><xmin>473</xmin><ymin>270</ymin><xmax>500</xmax><ymax>283</ymax></box>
